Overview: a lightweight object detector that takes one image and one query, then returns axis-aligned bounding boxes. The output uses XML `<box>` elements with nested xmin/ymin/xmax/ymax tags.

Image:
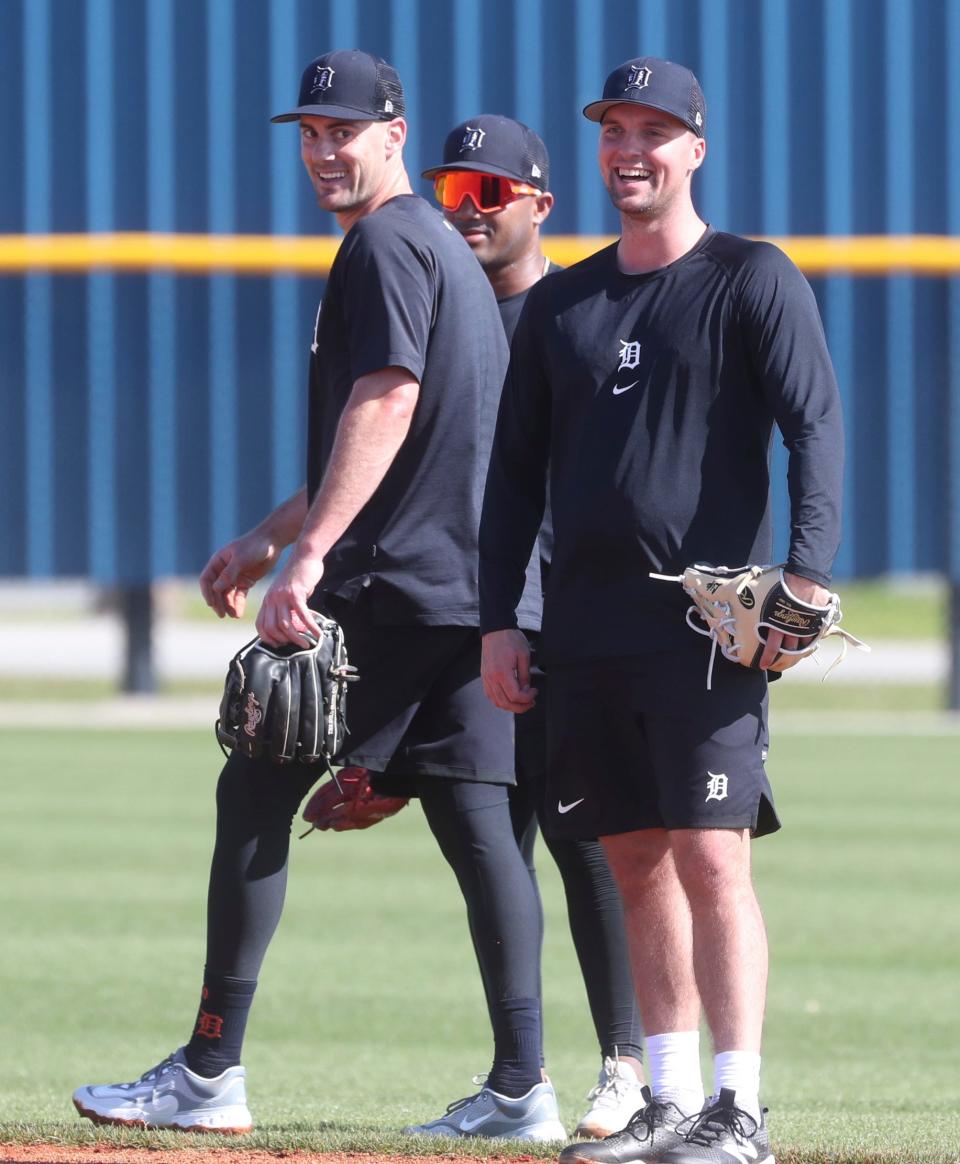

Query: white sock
<box><xmin>713</xmin><ymin>1051</ymin><xmax>762</xmax><ymax>1123</ymax></box>
<box><xmin>645</xmin><ymin>1031</ymin><xmax>704</xmax><ymax>1115</ymax></box>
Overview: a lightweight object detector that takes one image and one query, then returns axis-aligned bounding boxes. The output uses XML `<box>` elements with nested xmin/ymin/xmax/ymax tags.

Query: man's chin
<box><xmin>607</xmin><ymin>190</ymin><xmax>654</xmax><ymax>215</ymax></box>
<box><xmin>459</xmin><ymin>231</ymin><xmax>489</xmax><ymax>250</ymax></box>
<box><xmin>314</xmin><ymin>188</ymin><xmax>355</xmax><ymax>213</ymax></box>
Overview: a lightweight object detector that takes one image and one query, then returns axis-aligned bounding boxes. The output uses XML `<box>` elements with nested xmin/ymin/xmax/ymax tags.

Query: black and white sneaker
<box><xmin>559</xmin><ymin>1086</ymin><xmax>687</xmax><ymax>1163</ymax></box>
<box><xmin>659</xmin><ymin>1088</ymin><xmax>773</xmax><ymax>1164</ymax></box>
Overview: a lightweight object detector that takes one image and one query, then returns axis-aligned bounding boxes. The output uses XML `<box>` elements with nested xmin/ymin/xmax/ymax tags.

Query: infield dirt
<box><xmin>0</xmin><ymin>1150</ymin><xmax>534</xmax><ymax>1164</ymax></box>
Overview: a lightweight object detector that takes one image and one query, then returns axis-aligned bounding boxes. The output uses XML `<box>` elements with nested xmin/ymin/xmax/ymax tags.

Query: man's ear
<box><xmin>532</xmin><ymin>191</ymin><xmax>555</xmax><ymax>226</ymax></box>
<box><xmin>688</xmin><ymin>135</ymin><xmax>706</xmax><ymax>172</ymax></box>
<box><xmin>385</xmin><ymin>117</ymin><xmax>407</xmax><ymax>156</ymax></box>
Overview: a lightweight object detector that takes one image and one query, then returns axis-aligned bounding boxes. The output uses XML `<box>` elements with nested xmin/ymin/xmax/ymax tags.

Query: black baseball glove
<box><xmin>216</xmin><ymin>620</ymin><xmax>358</xmax><ymax>765</ymax></box>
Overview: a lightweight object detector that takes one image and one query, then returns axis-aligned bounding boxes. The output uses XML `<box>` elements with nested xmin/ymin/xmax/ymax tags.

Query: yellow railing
<box><xmin>1</xmin><ymin>232</ymin><xmax>959</xmax><ymax>276</ymax></box>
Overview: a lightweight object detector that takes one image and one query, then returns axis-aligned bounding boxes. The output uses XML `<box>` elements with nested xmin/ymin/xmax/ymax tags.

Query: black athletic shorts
<box><xmin>325</xmin><ymin>593</ymin><xmax>516</xmax><ymax>795</ymax></box>
<box><xmin>543</xmin><ymin>646</ymin><xmax>780</xmax><ymax>840</ymax></box>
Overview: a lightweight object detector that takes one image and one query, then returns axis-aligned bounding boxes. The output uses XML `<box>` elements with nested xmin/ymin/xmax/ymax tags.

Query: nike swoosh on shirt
<box><xmin>612</xmin><ymin>381</ymin><xmax>638</xmax><ymax>395</ymax></box>
<box><xmin>557</xmin><ymin>798</ymin><xmax>585</xmax><ymax>814</ymax></box>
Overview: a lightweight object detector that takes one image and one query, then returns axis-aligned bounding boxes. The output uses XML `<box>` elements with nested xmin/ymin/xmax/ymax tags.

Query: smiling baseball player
<box><xmin>480</xmin><ymin>57</ymin><xmax>845</xmax><ymax>1164</ymax></box>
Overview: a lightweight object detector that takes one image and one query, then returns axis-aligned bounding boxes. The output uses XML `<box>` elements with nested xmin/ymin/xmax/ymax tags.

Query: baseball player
<box><xmin>420</xmin><ymin>114</ymin><xmax>647</xmax><ymax>1139</ymax></box>
<box><xmin>73</xmin><ymin>50</ymin><xmax>564</xmax><ymax>1142</ymax></box>
<box><xmin>479</xmin><ymin>58</ymin><xmax>845</xmax><ymax>1164</ymax></box>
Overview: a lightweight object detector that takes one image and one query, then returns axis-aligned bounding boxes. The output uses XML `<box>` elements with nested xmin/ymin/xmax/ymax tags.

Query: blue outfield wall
<box><xmin>0</xmin><ymin>0</ymin><xmax>958</xmax><ymax>584</ymax></box>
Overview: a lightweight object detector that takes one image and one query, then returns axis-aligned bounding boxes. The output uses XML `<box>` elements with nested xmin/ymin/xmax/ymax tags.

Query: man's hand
<box><xmin>199</xmin><ymin>489</ymin><xmax>308</xmax><ymax>620</ymax></box>
<box><xmin>255</xmin><ymin>551</ymin><xmax>327</xmax><ymax>647</ymax></box>
<box><xmin>199</xmin><ymin>531</ymin><xmax>279</xmax><ymax>619</ymax></box>
<box><xmin>481</xmin><ymin>629</ymin><xmax>538</xmax><ymax>713</ymax></box>
<box><xmin>758</xmin><ymin>570</ymin><xmax>832</xmax><ymax>669</ymax></box>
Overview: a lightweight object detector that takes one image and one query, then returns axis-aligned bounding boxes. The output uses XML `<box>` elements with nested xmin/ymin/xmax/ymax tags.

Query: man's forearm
<box><xmin>296</xmin><ymin>368</ymin><xmax>419</xmax><ymax>562</ymax></box>
<box><xmin>252</xmin><ymin>487</ymin><xmax>309</xmax><ymax>550</ymax></box>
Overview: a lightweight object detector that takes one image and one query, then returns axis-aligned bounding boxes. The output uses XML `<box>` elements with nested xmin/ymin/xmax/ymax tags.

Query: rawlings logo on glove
<box><xmin>300</xmin><ymin>767</ymin><xmax>409</xmax><ymax>835</ymax></box>
<box><xmin>216</xmin><ymin>619</ymin><xmax>357</xmax><ymax>765</ymax></box>
<box><xmin>651</xmin><ymin>563</ymin><xmax>869</xmax><ymax>689</ymax></box>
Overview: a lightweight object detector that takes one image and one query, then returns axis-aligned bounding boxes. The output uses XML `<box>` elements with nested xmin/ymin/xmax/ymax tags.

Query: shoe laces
<box><xmin>677</xmin><ymin>1095</ymin><xmax>759</xmax><ymax>1147</ymax></box>
<box><xmin>114</xmin><ymin>1053</ymin><xmax>177</xmax><ymax>1091</ymax></box>
<box><xmin>442</xmin><ymin>1075</ymin><xmax>489</xmax><ymax>1115</ymax></box>
<box><xmin>623</xmin><ymin>1094</ymin><xmax>684</xmax><ymax>1143</ymax></box>
<box><xmin>586</xmin><ymin>1054</ymin><xmax>636</xmax><ymax>1105</ymax></box>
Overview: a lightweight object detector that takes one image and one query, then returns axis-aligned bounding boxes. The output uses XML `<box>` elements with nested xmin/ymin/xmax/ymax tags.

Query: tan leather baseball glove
<box><xmin>651</xmin><ymin>563</ymin><xmax>869</xmax><ymax>688</ymax></box>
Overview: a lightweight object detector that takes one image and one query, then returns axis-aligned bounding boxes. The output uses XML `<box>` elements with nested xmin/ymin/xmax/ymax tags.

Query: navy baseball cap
<box><xmin>271</xmin><ymin>49</ymin><xmax>405</xmax><ymax>123</ymax></box>
<box><xmin>583</xmin><ymin>57</ymin><xmax>705</xmax><ymax>137</ymax></box>
<box><xmin>421</xmin><ymin>115</ymin><xmax>550</xmax><ymax>191</ymax></box>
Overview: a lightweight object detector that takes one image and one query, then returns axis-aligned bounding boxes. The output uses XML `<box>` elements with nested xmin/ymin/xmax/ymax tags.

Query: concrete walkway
<box><xmin>0</xmin><ymin>610</ymin><xmax>942</xmax><ymax>683</ymax></box>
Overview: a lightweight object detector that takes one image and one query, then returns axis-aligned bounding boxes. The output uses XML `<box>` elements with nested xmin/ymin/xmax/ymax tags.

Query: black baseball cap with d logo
<box><xmin>422</xmin><ymin>115</ymin><xmax>549</xmax><ymax>191</ymax></box>
<box><xmin>583</xmin><ymin>57</ymin><xmax>705</xmax><ymax>137</ymax></box>
<box><xmin>271</xmin><ymin>49</ymin><xmax>405</xmax><ymax>123</ymax></box>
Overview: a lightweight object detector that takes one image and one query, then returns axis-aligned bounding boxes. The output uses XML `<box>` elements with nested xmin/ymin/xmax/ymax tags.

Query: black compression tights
<box><xmin>508</xmin><ymin>780</ymin><xmax>644</xmax><ymax>1064</ymax></box>
<box><xmin>196</xmin><ymin>755</ymin><xmax>544</xmax><ymax>1093</ymax></box>
<box><xmin>541</xmin><ymin>832</ymin><xmax>644</xmax><ymax>1062</ymax></box>
<box><xmin>417</xmin><ymin>778</ymin><xmax>543</xmax><ymax>1095</ymax></box>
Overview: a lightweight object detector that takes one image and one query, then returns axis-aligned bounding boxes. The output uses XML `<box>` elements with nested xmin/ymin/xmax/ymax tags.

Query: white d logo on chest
<box><xmin>617</xmin><ymin>338</ymin><xmax>641</xmax><ymax>371</ymax></box>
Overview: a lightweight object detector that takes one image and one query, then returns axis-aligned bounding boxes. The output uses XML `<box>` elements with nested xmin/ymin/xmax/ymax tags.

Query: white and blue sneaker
<box><xmin>72</xmin><ymin>1047</ymin><xmax>252</xmax><ymax>1133</ymax></box>
<box><xmin>404</xmin><ymin>1077</ymin><xmax>567</xmax><ymax>1141</ymax></box>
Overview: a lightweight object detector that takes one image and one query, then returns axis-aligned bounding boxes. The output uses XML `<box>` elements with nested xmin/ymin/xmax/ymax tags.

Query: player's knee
<box><xmin>670</xmin><ymin>827</ymin><xmax>752</xmax><ymax>901</ymax></box>
<box><xmin>601</xmin><ymin>829</ymin><xmax>672</xmax><ymax>895</ymax></box>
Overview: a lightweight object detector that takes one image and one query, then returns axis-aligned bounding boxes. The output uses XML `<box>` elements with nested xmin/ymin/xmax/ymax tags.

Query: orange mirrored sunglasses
<box><xmin>433</xmin><ymin>171</ymin><xmax>541</xmax><ymax>212</ymax></box>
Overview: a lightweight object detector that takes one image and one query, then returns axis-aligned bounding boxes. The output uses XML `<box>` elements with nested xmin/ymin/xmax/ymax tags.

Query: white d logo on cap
<box><xmin>460</xmin><ymin>126</ymin><xmax>486</xmax><ymax>151</ymax></box>
<box><xmin>625</xmin><ymin>65</ymin><xmax>652</xmax><ymax>90</ymax></box>
<box><xmin>311</xmin><ymin>66</ymin><xmax>335</xmax><ymax>94</ymax></box>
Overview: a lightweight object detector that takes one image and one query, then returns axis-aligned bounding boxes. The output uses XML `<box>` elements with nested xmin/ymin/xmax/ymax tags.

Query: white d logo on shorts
<box><xmin>705</xmin><ymin>771</ymin><xmax>728</xmax><ymax>802</ymax></box>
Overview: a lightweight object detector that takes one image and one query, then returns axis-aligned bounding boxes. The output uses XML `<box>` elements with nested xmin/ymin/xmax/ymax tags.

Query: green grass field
<box><xmin>1</xmin><ymin>726</ymin><xmax>958</xmax><ymax>1163</ymax></box>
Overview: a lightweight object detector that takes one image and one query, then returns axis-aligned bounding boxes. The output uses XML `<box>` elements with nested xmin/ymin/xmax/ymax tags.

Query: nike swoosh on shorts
<box><xmin>557</xmin><ymin>798</ymin><xmax>585</xmax><ymax>814</ymax></box>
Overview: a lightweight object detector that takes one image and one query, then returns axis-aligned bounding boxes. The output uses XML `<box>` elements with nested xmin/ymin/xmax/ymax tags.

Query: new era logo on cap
<box><xmin>271</xmin><ymin>49</ymin><xmax>405</xmax><ymax>124</ymax></box>
<box><xmin>422</xmin><ymin>114</ymin><xmax>550</xmax><ymax>190</ymax></box>
<box><xmin>583</xmin><ymin>56</ymin><xmax>706</xmax><ymax>137</ymax></box>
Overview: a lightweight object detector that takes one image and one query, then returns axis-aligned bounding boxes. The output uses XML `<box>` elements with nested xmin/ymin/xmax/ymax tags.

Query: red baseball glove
<box><xmin>300</xmin><ymin>767</ymin><xmax>409</xmax><ymax>835</ymax></box>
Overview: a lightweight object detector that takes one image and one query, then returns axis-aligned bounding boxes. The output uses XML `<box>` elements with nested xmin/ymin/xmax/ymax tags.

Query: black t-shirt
<box><xmin>496</xmin><ymin>259</ymin><xmax>559</xmax><ymax>346</ymax></box>
<box><xmin>307</xmin><ymin>194</ymin><xmax>512</xmax><ymax>626</ymax></box>
<box><xmin>480</xmin><ymin>228</ymin><xmax>845</xmax><ymax>664</ymax></box>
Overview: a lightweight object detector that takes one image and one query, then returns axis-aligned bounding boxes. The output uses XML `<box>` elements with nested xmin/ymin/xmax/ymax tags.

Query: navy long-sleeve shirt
<box><xmin>479</xmin><ymin>228</ymin><xmax>844</xmax><ymax>664</ymax></box>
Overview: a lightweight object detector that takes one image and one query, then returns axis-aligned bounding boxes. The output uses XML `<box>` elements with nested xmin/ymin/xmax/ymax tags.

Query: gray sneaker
<box><xmin>560</xmin><ymin>1086</ymin><xmax>687</xmax><ymax>1163</ymax></box>
<box><xmin>404</xmin><ymin>1078</ymin><xmax>567</xmax><ymax>1141</ymax></box>
<box><xmin>72</xmin><ymin>1048</ymin><xmax>252</xmax><ymax>1133</ymax></box>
